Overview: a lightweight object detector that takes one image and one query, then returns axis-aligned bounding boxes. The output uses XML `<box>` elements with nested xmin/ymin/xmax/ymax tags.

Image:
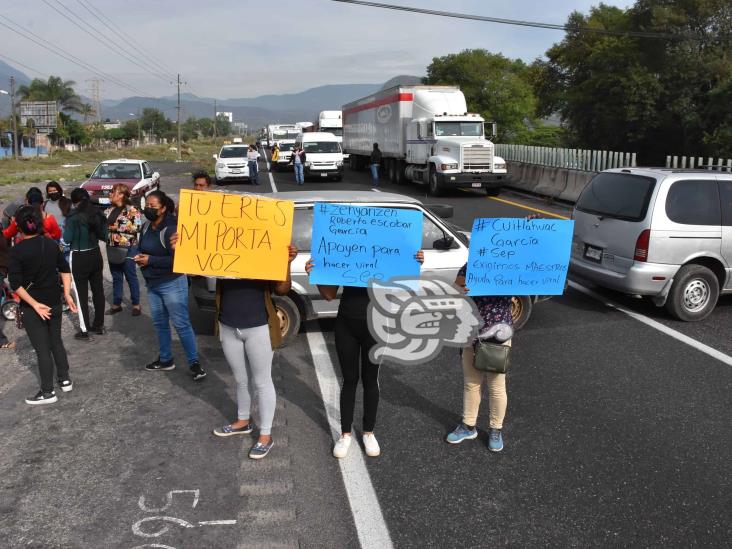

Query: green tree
<box><xmin>215</xmin><ymin>114</ymin><xmax>232</xmax><ymax>137</ymax></box>
<box><xmin>140</xmin><ymin>108</ymin><xmax>172</xmax><ymax>138</ymax></box>
<box><xmin>16</xmin><ymin>76</ymin><xmax>83</xmax><ymax>113</ymax></box>
<box><xmin>105</xmin><ymin>127</ymin><xmax>127</xmax><ymax>141</ymax></box>
<box><xmin>533</xmin><ymin>0</ymin><xmax>732</xmax><ymax>162</ymax></box>
<box><xmin>424</xmin><ymin>49</ymin><xmax>537</xmax><ymax>142</ymax></box>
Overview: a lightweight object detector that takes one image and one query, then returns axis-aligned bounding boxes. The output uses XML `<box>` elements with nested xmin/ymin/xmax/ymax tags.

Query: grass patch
<box><xmin>0</xmin><ymin>139</ymin><xmax>232</xmax><ymax>186</ymax></box>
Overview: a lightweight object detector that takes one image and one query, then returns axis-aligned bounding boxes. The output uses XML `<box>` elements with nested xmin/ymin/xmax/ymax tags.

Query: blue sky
<box><xmin>3</xmin><ymin>0</ymin><xmax>634</xmax><ymax>99</ymax></box>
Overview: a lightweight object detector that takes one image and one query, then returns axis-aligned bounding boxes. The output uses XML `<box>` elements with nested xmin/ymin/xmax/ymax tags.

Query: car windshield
<box><xmin>273</xmin><ymin>132</ymin><xmax>287</xmax><ymax>140</ymax></box>
<box><xmin>321</xmin><ymin>128</ymin><xmax>343</xmax><ymax>136</ymax></box>
<box><xmin>286</xmin><ymin>131</ymin><xmax>301</xmax><ymax>138</ymax></box>
<box><xmin>303</xmin><ymin>141</ymin><xmax>341</xmax><ymax>153</ymax></box>
<box><xmin>91</xmin><ymin>163</ymin><xmax>141</xmax><ymax>179</ymax></box>
<box><xmin>219</xmin><ymin>147</ymin><xmax>247</xmax><ymax>158</ymax></box>
<box><xmin>279</xmin><ymin>143</ymin><xmax>295</xmax><ymax>152</ymax></box>
<box><xmin>576</xmin><ymin>172</ymin><xmax>656</xmax><ymax>222</ymax></box>
<box><xmin>434</xmin><ymin>122</ymin><xmax>484</xmax><ymax>137</ymax></box>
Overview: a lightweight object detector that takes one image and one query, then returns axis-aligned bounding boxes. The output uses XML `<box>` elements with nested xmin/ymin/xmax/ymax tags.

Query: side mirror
<box><xmin>432</xmin><ymin>235</ymin><xmax>454</xmax><ymax>250</ymax></box>
<box><xmin>212</xmin><ymin>154</ymin><xmax>218</xmax><ymax>160</ymax></box>
<box><xmin>152</xmin><ymin>172</ymin><xmax>160</xmax><ymax>180</ymax></box>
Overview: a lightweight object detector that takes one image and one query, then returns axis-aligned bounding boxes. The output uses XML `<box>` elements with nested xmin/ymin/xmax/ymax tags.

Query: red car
<box><xmin>81</xmin><ymin>159</ymin><xmax>160</xmax><ymax>208</ymax></box>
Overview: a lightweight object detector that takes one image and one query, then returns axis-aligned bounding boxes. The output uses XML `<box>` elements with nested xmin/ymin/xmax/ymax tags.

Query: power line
<box><xmin>329</xmin><ymin>0</ymin><xmax>681</xmax><ymax>39</ymax></box>
<box><xmin>41</xmin><ymin>0</ymin><xmax>171</xmax><ymax>84</ymax></box>
<box><xmin>74</xmin><ymin>0</ymin><xmax>177</xmax><ymax>81</ymax></box>
<box><xmin>0</xmin><ymin>15</ymin><xmax>153</xmax><ymax>97</ymax></box>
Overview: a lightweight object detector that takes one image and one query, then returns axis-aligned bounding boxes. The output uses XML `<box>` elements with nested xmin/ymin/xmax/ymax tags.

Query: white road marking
<box><xmin>197</xmin><ymin>520</ymin><xmax>237</xmax><ymax>526</ymax></box>
<box><xmin>261</xmin><ymin>146</ymin><xmax>278</xmax><ymax>192</ymax></box>
<box><xmin>570</xmin><ymin>281</ymin><xmax>732</xmax><ymax>367</ymax></box>
<box><xmin>371</xmin><ymin>188</ymin><xmax>381</xmax><ymax>192</ymax></box>
<box><xmin>305</xmin><ymin>330</ymin><xmax>394</xmax><ymax>549</ymax></box>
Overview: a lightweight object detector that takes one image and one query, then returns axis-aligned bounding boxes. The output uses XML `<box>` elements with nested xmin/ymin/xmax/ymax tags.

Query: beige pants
<box><xmin>461</xmin><ymin>341</ymin><xmax>510</xmax><ymax>429</ymax></box>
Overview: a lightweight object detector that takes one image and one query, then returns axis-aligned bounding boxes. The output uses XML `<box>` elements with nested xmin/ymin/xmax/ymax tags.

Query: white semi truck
<box><xmin>317</xmin><ymin>111</ymin><xmax>343</xmax><ymax>137</ymax></box>
<box><xmin>342</xmin><ymin>85</ymin><xmax>508</xmax><ymax>196</ymax></box>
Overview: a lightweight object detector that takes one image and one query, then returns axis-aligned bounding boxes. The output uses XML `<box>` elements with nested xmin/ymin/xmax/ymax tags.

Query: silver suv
<box><xmin>571</xmin><ymin>168</ymin><xmax>732</xmax><ymax>321</ymax></box>
<box><xmin>191</xmin><ymin>190</ymin><xmax>542</xmax><ymax>343</ymax></box>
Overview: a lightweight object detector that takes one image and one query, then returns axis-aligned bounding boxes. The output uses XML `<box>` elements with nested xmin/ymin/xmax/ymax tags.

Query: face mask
<box><xmin>47</xmin><ymin>192</ymin><xmax>60</xmax><ymax>201</ymax></box>
<box><xmin>143</xmin><ymin>207</ymin><xmax>159</xmax><ymax>222</ymax></box>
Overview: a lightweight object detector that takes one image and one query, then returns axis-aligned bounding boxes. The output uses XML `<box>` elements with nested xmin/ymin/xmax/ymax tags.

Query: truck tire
<box><xmin>665</xmin><ymin>264</ymin><xmax>719</xmax><ymax>321</ymax></box>
<box><xmin>511</xmin><ymin>296</ymin><xmax>533</xmax><ymax>330</ymax></box>
<box><xmin>485</xmin><ymin>187</ymin><xmax>501</xmax><ymax>197</ymax></box>
<box><xmin>272</xmin><ymin>294</ymin><xmax>302</xmax><ymax>346</ymax></box>
<box><xmin>429</xmin><ymin>166</ymin><xmax>443</xmax><ymax>196</ymax></box>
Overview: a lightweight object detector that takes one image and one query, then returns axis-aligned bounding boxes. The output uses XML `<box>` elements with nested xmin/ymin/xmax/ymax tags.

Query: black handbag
<box><xmin>106</xmin><ymin>245</ymin><xmax>128</xmax><ymax>265</ymax></box>
<box><xmin>473</xmin><ymin>338</ymin><xmax>512</xmax><ymax>374</ymax></box>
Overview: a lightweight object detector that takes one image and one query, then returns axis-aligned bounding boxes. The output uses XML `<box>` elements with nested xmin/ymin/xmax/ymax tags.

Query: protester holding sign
<box><xmin>306</xmin><ymin>249</ymin><xmax>424</xmax><ymax>460</ymax></box>
<box><xmin>213</xmin><ymin>244</ymin><xmax>298</xmax><ymax>460</ymax></box>
<box><xmin>134</xmin><ymin>190</ymin><xmax>206</xmax><ymax>382</ymax></box>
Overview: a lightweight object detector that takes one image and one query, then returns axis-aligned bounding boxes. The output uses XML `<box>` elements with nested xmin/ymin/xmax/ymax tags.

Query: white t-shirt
<box><xmin>247</xmin><ymin>150</ymin><xmax>260</xmax><ymax>162</ymax></box>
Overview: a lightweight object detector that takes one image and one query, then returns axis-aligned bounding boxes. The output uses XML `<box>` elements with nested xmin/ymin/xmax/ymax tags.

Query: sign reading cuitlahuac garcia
<box><xmin>174</xmin><ymin>190</ymin><xmax>294</xmax><ymax>281</ymax></box>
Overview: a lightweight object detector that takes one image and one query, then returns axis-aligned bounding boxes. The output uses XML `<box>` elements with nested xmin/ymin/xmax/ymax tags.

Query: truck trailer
<box><xmin>342</xmin><ymin>85</ymin><xmax>508</xmax><ymax>195</ymax></box>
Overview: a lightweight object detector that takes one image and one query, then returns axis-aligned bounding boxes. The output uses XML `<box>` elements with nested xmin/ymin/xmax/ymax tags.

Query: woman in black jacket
<box><xmin>8</xmin><ymin>206</ymin><xmax>77</xmax><ymax>405</ymax></box>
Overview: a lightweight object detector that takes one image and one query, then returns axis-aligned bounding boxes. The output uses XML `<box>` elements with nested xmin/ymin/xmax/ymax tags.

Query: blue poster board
<box><xmin>465</xmin><ymin>218</ymin><xmax>575</xmax><ymax>296</ymax></box>
<box><xmin>310</xmin><ymin>203</ymin><xmax>423</xmax><ymax>287</ymax></box>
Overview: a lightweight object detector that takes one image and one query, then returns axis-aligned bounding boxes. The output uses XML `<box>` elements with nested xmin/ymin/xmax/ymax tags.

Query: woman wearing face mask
<box><xmin>44</xmin><ymin>182</ymin><xmax>73</xmax><ymax>261</ymax></box>
<box><xmin>64</xmin><ymin>188</ymin><xmax>108</xmax><ymax>340</ymax></box>
<box><xmin>105</xmin><ymin>184</ymin><xmax>142</xmax><ymax>316</ymax></box>
<box><xmin>134</xmin><ymin>190</ymin><xmax>206</xmax><ymax>382</ymax></box>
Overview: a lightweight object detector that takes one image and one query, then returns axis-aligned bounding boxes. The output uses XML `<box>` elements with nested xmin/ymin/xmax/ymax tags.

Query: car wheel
<box><xmin>2</xmin><ymin>301</ymin><xmax>18</xmax><ymax>321</ymax></box>
<box><xmin>429</xmin><ymin>166</ymin><xmax>442</xmax><ymax>196</ymax></box>
<box><xmin>665</xmin><ymin>264</ymin><xmax>719</xmax><ymax>321</ymax></box>
<box><xmin>511</xmin><ymin>296</ymin><xmax>533</xmax><ymax>330</ymax></box>
<box><xmin>272</xmin><ymin>295</ymin><xmax>301</xmax><ymax>346</ymax></box>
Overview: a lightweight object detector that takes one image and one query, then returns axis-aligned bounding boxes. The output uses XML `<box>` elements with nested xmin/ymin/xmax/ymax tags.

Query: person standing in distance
<box><xmin>370</xmin><ymin>143</ymin><xmax>382</xmax><ymax>186</ymax></box>
<box><xmin>289</xmin><ymin>145</ymin><xmax>306</xmax><ymax>186</ymax></box>
<box><xmin>247</xmin><ymin>144</ymin><xmax>260</xmax><ymax>186</ymax></box>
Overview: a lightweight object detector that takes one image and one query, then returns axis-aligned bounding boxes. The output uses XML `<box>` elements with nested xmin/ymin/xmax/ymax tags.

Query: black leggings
<box><xmin>23</xmin><ymin>304</ymin><xmax>70</xmax><ymax>392</ymax></box>
<box><xmin>335</xmin><ymin>315</ymin><xmax>380</xmax><ymax>433</ymax></box>
<box><xmin>70</xmin><ymin>248</ymin><xmax>105</xmax><ymax>331</ymax></box>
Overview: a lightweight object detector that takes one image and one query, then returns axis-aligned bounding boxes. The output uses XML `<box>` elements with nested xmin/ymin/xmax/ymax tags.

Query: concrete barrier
<box><xmin>506</xmin><ymin>161</ymin><xmax>597</xmax><ymax>204</ymax></box>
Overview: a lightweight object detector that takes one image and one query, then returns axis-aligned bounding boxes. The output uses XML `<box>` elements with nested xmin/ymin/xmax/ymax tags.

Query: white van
<box><xmin>294</xmin><ymin>132</ymin><xmax>344</xmax><ymax>181</ymax></box>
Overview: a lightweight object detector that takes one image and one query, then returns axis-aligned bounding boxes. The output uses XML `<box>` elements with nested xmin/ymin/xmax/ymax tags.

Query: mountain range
<box><xmin>0</xmin><ymin>60</ymin><xmax>423</xmax><ymax>129</ymax></box>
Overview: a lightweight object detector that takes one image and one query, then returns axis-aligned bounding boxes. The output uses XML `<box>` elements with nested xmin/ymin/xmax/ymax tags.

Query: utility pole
<box><xmin>213</xmin><ymin>99</ymin><xmax>217</xmax><ymax>139</ymax></box>
<box><xmin>10</xmin><ymin>76</ymin><xmax>17</xmax><ymax>159</ymax></box>
<box><xmin>176</xmin><ymin>73</ymin><xmax>183</xmax><ymax>161</ymax></box>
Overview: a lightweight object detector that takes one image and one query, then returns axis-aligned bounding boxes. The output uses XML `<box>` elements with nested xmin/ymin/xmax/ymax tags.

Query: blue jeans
<box><xmin>294</xmin><ymin>163</ymin><xmax>304</xmax><ymax>184</ymax></box>
<box><xmin>370</xmin><ymin>163</ymin><xmax>380</xmax><ymax>184</ymax></box>
<box><xmin>109</xmin><ymin>247</ymin><xmax>140</xmax><ymax>306</ymax></box>
<box><xmin>146</xmin><ymin>275</ymin><xmax>198</xmax><ymax>365</ymax></box>
<box><xmin>248</xmin><ymin>160</ymin><xmax>259</xmax><ymax>185</ymax></box>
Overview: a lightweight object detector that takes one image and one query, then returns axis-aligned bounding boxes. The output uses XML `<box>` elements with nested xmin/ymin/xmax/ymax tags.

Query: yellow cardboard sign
<box><xmin>173</xmin><ymin>189</ymin><xmax>294</xmax><ymax>281</ymax></box>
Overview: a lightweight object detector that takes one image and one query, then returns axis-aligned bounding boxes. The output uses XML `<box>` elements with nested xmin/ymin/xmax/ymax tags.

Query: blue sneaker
<box><xmin>446</xmin><ymin>423</ymin><xmax>478</xmax><ymax>444</ymax></box>
<box><xmin>488</xmin><ymin>428</ymin><xmax>504</xmax><ymax>452</ymax></box>
<box><xmin>249</xmin><ymin>439</ymin><xmax>274</xmax><ymax>460</ymax></box>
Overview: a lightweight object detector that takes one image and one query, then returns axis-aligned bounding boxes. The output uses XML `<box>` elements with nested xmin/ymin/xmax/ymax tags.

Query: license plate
<box><xmin>231</xmin><ymin>169</ymin><xmax>241</xmax><ymax>174</ymax></box>
<box><xmin>583</xmin><ymin>244</ymin><xmax>603</xmax><ymax>262</ymax></box>
<box><xmin>320</xmin><ymin>172</ymin><xmax>328</xmax><ymax>177</ymax></box>
<box><xmin>472</xmin><ymin>183</ymin><xmax>482</xmax><ymax>188</ymax></box>
<box><xmin>98</xmin><ymin>198</ymin><xmax>110</xmax><ymax>205</ymax></box>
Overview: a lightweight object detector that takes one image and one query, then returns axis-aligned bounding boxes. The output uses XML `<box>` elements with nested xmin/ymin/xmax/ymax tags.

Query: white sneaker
<box><xmin>333</xmin><ymin>434</ymin><xmax>353</xmax><ymax>459</ymax></box>
<box><xmin>362</xmin><ymin>433</ymin><xmax>380</xmax><ymax>457</ymax></box>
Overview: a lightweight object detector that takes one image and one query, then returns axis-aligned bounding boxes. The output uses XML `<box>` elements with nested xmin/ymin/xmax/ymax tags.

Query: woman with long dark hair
<box><xmin>133</xmin><ymin>190</ymin><xmax>205</xmax><ymax>382</ymax></box>
<box><xmin>105</xmin><ymin>184</ymin><xmax>142</xmax><ymax>316</ymax></box>
<box><xmin>8</xmin><ymin>206</ymin><xmax>77</xmax><ymax>405</ymax></box>
<box><xmin>64</xmin><ymin>188</ymin><xmax>108</xmax><ymax>340</ymax></box>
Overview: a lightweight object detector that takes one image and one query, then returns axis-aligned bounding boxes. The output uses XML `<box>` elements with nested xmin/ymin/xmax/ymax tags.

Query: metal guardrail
<box><xmin>495</xmin><ymin>144</ymin><xmax>636</xmax><ymax>172</ymax></box>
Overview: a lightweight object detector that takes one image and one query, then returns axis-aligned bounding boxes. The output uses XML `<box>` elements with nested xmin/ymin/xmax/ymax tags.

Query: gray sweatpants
<box><xmin>219</xmin><ymin>323</ymin><xmax>276</xmax><ymax>435</ymax></box>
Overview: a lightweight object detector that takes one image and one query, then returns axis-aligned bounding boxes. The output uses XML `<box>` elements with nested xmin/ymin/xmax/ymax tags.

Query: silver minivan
<box><xmin>571</xmin><ymin>168</ymin><xmax>732</xmax><ymax>321</ymax></box>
